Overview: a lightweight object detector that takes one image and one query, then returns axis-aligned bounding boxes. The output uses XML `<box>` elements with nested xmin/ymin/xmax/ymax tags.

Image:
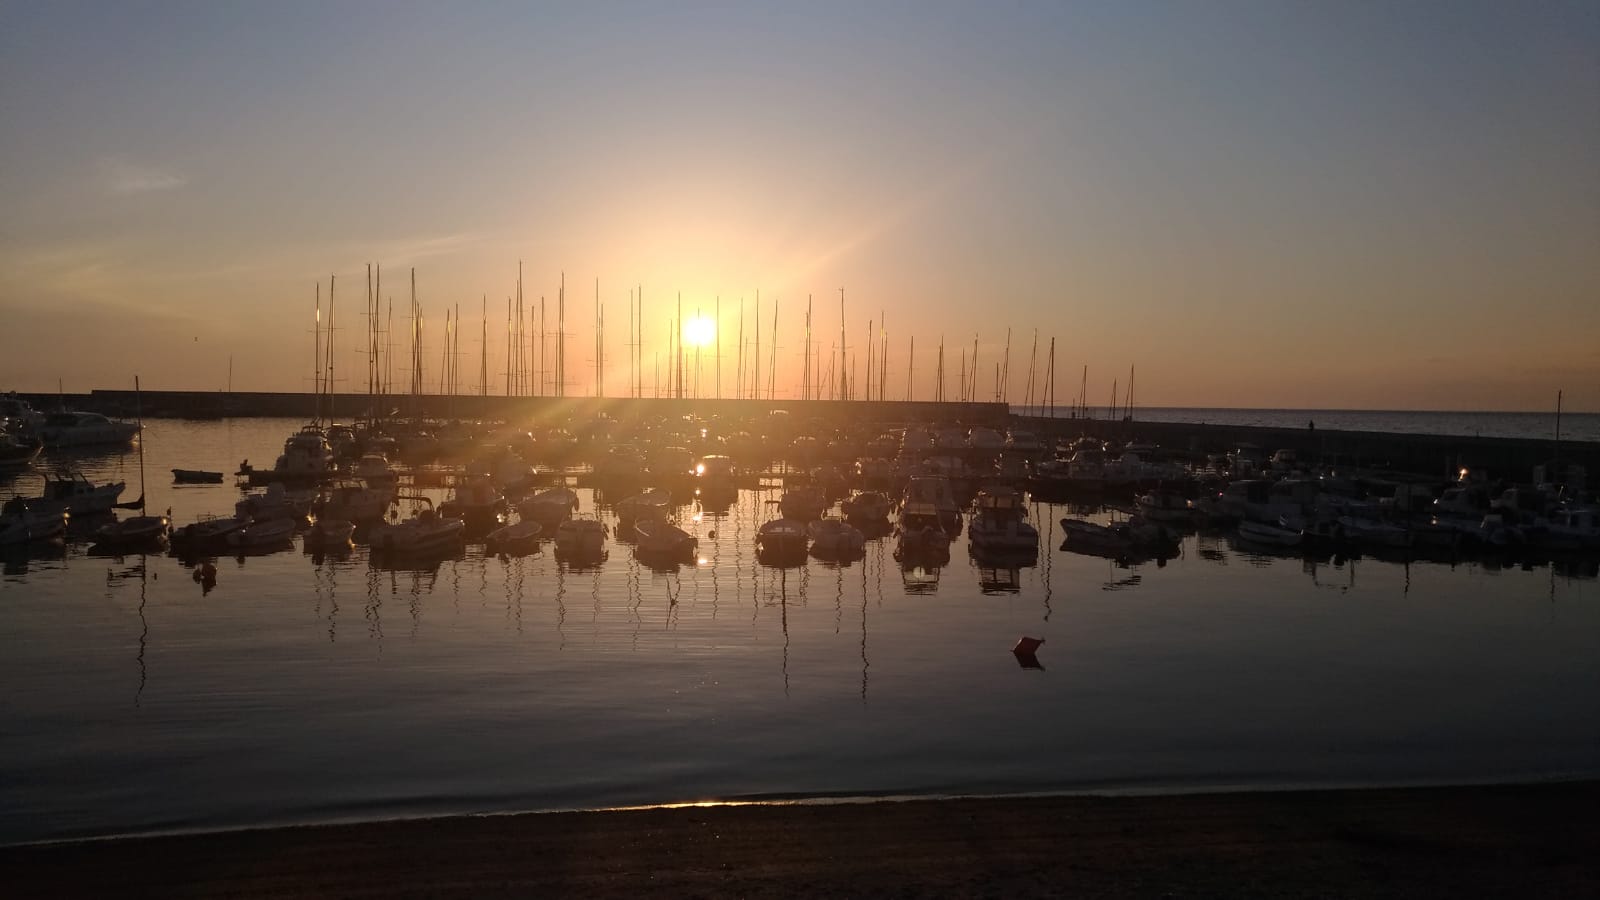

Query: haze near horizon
<box><xmin>1</xmin><ymin>1</ymin><xmax>1596</xmax><ymax>411</ymax></box>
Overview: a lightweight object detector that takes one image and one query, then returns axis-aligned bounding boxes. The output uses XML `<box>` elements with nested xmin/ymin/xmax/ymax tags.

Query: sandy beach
<box><xmin>4</xmin><ymin>782</ymin><xmax>1595</xmax><ymax>898</ymax></box>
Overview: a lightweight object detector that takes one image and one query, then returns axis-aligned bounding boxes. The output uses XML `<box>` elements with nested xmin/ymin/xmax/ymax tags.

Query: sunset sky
<box><xmin>2</xmin><ymin>1</ymin><xmax>1595</xmax><ymax>410</ymax></box>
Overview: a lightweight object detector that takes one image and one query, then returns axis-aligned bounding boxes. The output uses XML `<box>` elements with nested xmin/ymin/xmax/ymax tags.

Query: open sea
<box><xmin>1</xmin><ymin>418</ymin><xmax>1596</xmax><ymax>845</ymax></box>
<box><xmin>1025</xmin><ymin>407</ymin><xmax>1599</xmax><ymax>444</ymax></box>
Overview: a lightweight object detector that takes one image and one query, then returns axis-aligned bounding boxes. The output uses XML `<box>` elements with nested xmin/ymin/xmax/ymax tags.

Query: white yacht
<box><xmin>36</xmin><ymin>411</ymin><xmax>139</xmax><ymax>449</ymax></box>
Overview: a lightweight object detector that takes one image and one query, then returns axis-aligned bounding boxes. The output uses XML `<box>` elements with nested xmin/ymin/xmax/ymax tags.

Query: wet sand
<box><xmin>4</xmin><ymin>782</ymin><xmax>1596</xmax><ymax>898</ymax></box>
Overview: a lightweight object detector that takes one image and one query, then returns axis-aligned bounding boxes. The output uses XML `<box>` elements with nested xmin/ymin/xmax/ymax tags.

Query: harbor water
<box><xmin>1</xmin><ymin>418</ymin><xmax>1596</xmax><ymax>845</ymax></box>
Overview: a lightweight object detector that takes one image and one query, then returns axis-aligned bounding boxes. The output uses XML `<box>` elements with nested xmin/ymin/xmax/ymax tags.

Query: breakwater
<box><xmin>20</xmin><ymin>390</ymin><xmax>1597</xmax><ymax>483</ymax></box>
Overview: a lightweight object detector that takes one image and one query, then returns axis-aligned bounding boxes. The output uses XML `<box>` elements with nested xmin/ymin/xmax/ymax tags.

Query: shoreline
<box><xmin>5</xmin><ymin>781</ymin><xmax>1595</xmax><ymax>898</ymax></box>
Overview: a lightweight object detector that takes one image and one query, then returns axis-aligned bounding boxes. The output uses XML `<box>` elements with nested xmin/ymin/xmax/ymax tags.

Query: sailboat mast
<box><xmin>312</xmin><ymin>281</ymin><xmax>321</xmax><ymax>423</ymax></box>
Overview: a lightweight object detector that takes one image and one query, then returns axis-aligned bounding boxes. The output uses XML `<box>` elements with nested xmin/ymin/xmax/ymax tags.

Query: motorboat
<box><xmin>1335</xmin><ymin>515</ymin><xmax>1412</xmax><ymax>550</ymax></box>
<box><xmin>1538</xmin><ymin>507</ymin><xmax>1600</xmax><ymax>552</ymax></box>
<box><xmin>226</xmin><ymin>517</ymin><xmax>296</xmax><ymax>549</ymax></box>
<box><xmin>1136</xmin><ymin>491</ymin><xmax>1195</xmax><ymax>524</ymax></box>
<box><xmin>779</xmin><ymin>485</ymin><xmax>828</xmax><ymax>521</ymax></box>
<box><xmin>94</xmin><ymin>512</ymin><xmax>171</xmax><ymax>549</ymax></box>
<box><xmin>1058</xmin><ymin>517</ymin><xmax>1134</xmax><ymax>558</ymax></box>
<box><xmin>171</xmin><ymin>514</ymin><xmax>247</xmax><ymax>548</ymax></box>
<box><xmin>554</xmin><ymin>517</ymin><xmax>608</xmax><ymax>559</ymax></box>
<box><xmin>0</xmin><ymin>499</ymin><xmax>67</xmax><ymax>545</ymax></box>
<box><xmin>519</xmin><ymin>485</ymin><xmax>579</xmax><ymax>524</ymax></box>
<box><xmin>353</xmin><ymin>454</ymin><xmax>398</xmax><ymax>488</ymax></box>
<box><xmin>304</xmin><ymin>518</ymin><xmax>356</xmax><ymax>548</ymax></box>
<box><xmin>808</xmin><ymin>517</ymin><xmax>865</xmax><ymax>559</ymax></box>
<box><xmin>28</xmin><ymin>471</ymin><xmax>125</xmax><ymax>516</ymax></box>
<box><xmin>266</xmin><ymin>425</ymin><xmax>338</xmax><ymax>483</ymax></box>
<box><xmin>615</xmin><ymin>488</ymin><xmax>672</xmax><ymax>524</ymax></box>
<box><xmin>693</xmin><ymin>454</ymin><xmax>737</xmax><ymax>484</ymax></box>
<box><xmin>757</xmin><ymin>518</ymin><xmax>809</xmax><ymax>562</ymax></box>
<box><xmin>902</xmin><ymin>475</ymin><xmax>961</xmax><ymax>534</ymax></box>
<box><xmin>968</xmin><ymin>487</ymin><xmax>1039</xmax><ymax>553</ymax></box>
<box><xmin>842</xmin><ymin>490</ymin><xmax>893</xmax><ymax>524</ymax></box>
<box><xmin>0</xmin><ymin>432</ymin><xmax>42</xmax><ymax>469</ymax></box>
<box><xmin>440</xmin><ymin>475</ymin><xmax>508</xmax><ymax>526</ymax></box>
<box><xmin>36</xmin><ymin>411</ymin><xmax>139</xmax><ymax>449</ymax></box>
<box><xmin>485</xmin><ymin>519</ymin><xmax>542</xmax><ymax>554</ymax></box>
<box><xmin>369</xmin><ymin>504</ymin><xmax>465</xmax><ymax>556</ymax></box>
<box><xmin>318</xmin><ymin>481</ymin><xmax>394</xmax><ymax>523</ymax></box>
<box><xmin>633</xmin><ymin>519</ymin><xmax>697</xmax><ymax>562</ymax></box>
<box><xmin>237</xmin><ymin>483</ymin><xmax>316</xmax><ymax>523</ymax></box>
<box><xmin>895</xmin><ymin>502</ymin><xmax>952</xmax><ymax>561</ymax></box>
<box><xmin>1237</xmin><ymin>519</ymin><xmax>1303</xmax><ymax>548</ymax></box>
<box><xmin>172</xmin><ymin>468</ymin><xmax>224</xmax><ymax>484</ymax></box>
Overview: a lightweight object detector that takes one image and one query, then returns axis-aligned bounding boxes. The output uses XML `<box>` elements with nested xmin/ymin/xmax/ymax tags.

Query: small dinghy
<box><xmin>553</xmin><ymin>517</ymin><xmax>607</xmax><ymax>560</ymax></box>
<box><xmin>95</xmin><ymin>513</ymin><xmax>171</xmax><ymax>549</ymax></box>
<box><xmin>519</xmin><ymin>486</ymin><xmax>579</xmax><ymax>525</ymax></box>
<box><xmin>172</xmin><ymin>468</ymin><xmax>224</xmax><ymax>484</ymax></box>
<box><xmin>842</xmin><ymin>490</ymin><xmax>893</xmax><ymax>524</ymax></box>
<box><xmin>369</xmin><ymin>503</ymin><xmax>465</xmax><ymax>556</ymax></box>
<box><xmin>757</xmin><ymin>518</ymin><xmax>809</xmax><ymax>562</ymax></box>
<box><xmin>808</xmin><ymin>517</ymin><xmax>866</xmax><ymax>559</ymax></box>
<box><xmin>614</xmin><ymin>488</ymin><xmax>671</xmax><ymax>524</ymax></box>
<box><xmin>485</xmin><ymin>519</ymin><xmax>543</xmax><ymax>554</ymax></box>
<box><xmin>0</xmin><ymin>499</ymin><xmax>68</xmax><ymax>545</ymax></box>
<box><xmin>633</xmin><ymin>519</ymin><xmax>697</xmax><ymax>564</ymax></box>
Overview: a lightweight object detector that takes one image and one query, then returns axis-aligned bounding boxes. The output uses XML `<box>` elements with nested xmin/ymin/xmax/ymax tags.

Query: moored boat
<box><xmin>633</xmin><ymin>518</ymin><xmax>697</xmax><ymax>563</ymax></box>
<box><xmin>485</xmin><ymin>519</ymin><xmax>543</xmax><ymax>554</ymax></box>
<box><xmin>968</xmin><ymin>487</ymin><xmax>1039</xmax><ymax>553</ymax></box>
<box><xmin>368</xmin><ymin>503</ymin><xmax>465</xmax><ymax>556</ymax></box>
<box><xmin>808</xmin><ymin>517</ymin><xmax>866</xmax><ymax>559</ymax></box>
<box><xmin>520</xmin><ymin>486</ymin><xmax>579</xmax><ymax>525</ymax></box>
<box><xmin>36</xmin><ymin>411</ymin><xmax>139</xmax><ymax>449</ymax></box>
<box><xmin>0</xmin><ymin>498</ymin><xmax>68</xmax><ymax>545</ymax></box>
<box><xmin>226</xmin><ymin>517</ymin><xmax>296</xmax><ymax>549</ymax></box>
<box><xmin>553</xmin><ymin>517</ymin><xmax>608</xmax><ymax>559</ymax></box>
<box><xmin>172</xmin><ymin>468</ymin><xmax>224</xmax><ymax>484</ymax></box>
<box><xmin>1238</xmin><ymin>519</ymin><xmax>1303</xmax><ymax>547</ymax></box>
<box><xmin>615</xmin><ymin>488</ymin><xmax>672</xmax><ymax>524</ymax></box>
<box><xmin>756</xmin><ymin>517</ymin><xmax>809</xmax><ymax>561</ymax></box>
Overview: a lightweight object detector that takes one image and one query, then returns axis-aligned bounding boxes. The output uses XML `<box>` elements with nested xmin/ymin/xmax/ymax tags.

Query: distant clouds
<box><xmin>100</xmin><ymin>158</ymin><xmax>184</xmax><ymax>195</ymax></box>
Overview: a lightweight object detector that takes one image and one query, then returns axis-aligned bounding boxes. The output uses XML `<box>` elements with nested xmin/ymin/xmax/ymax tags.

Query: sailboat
<box><xmin>95</xmin><ymin>377</ymin><xmax>170</xmax><ymax>549</ymax></box>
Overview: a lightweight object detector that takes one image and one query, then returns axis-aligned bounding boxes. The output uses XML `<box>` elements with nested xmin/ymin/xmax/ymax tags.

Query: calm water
<box><xmin>1</xmin><ymin>419</ymin><xmax>1596</xmax><ymax>845</ymax></box>
<box><xmin>1023</xmin><ymin>406</ymin><xmax>1599</xmax><ymax>443</ymax></box>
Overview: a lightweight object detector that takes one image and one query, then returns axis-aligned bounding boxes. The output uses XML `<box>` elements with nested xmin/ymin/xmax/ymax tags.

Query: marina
<box><xmin>1</xmin><ymin>413</ymin><xmax>1596</xmax><ymax>845</ymax></box>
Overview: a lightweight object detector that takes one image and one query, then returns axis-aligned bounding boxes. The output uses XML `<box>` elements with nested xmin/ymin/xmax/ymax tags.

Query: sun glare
<box><xmin>683</xmin><ymin>316</ymin><xmax>716</xmax><ymax>347</ymax></box>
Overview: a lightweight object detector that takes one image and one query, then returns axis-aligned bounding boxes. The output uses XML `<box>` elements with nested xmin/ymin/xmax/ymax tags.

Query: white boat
<box><xmin>270</xmin><ymin>425</ymin><xmax>337</xmax><ymax>482</ymax></box>
<box><xmin>171</xmin><ymin>514</ymin><xmax>248</xmax><ymax>548</ymax></box>
<box><xmin>369</xmin><ymin>504</ymin><xmax>465</xmax><ymax>556</ymax></box>
<box><xmin>1335</xmin><ymin>515</ymin><xmax>1412</xmax><ymax>549</ymax></box>
<box><xmin>1238</xmin><ymin>519</ymin><xmax>1303</xmax><ymax>547</ymax></box>
<box><xmin>237</xmin><ymin>483</ymin><xmax>316</xmax><ymax>522</ymax></box>
<box><xmin>779</xmin><ymin>485</ymin><xmax>828</xmax><ymax>521</ymax></box>
<box><xmin>0</xmin><ymin>499</ymin><xmax>67</xmax><ymax>545</ymax></box>
<box><xmin>485</xmin><ymin>519</ymin><xmax>542</xmax><ymax>553</ymax></box>
<box><xmin>519</xmin><ymin>486</ymin><xmax>578</xmax><ymax>524</ymax></box>
<box><xmin>305</xmin><ymin>518</ymin><xmax>356</xmax><ymax>548</ymax></box>
<box><xmin>0</xmin><ymin>432</ymin><xmax>43</xmax><ymax>469</ymax></box>
<box><xmin>440</xmin><ymin>475</ymin><xmax>507</xmax><ymax>524</ymax></box>
<box><xmin>902</xmin><ymin>475</ymin><xmax>961</xmax><ymax>534</ymax></box>
<box><xmin>757</xmin><ymin>518</ymin><xmax>809</xmax><ymax>560</ymax></box>
<box><xmin>95</xmin><ymin>513</ymin><xmax>170</xmax><ymax>548</ymax></box>
<box><xmin>353</xmin><ymin>454</ymin><xmax>398</xmax><ymax>488</ymax></box>
<box><xmin>28</xmin><ymin>471</ymin><xmax>125</xmax><ymax>516</ymax></box>
<box><xmin>968</xmin><ymin>488</ymin><xmax>1039</xmax><ymax>553</ymax></box>
<box><xmin>966</xmin><ymin>427</ymin><xmax>1005</xmax><ymax>452</ymax></box>
<box><xmin>808</xmin><ymin>517</ymin><xmax>865</xmax><ymax>558</ymax></box>
<box><xmin>318</xmin><ymin>482</ymin><xmax>394</xmax><ymax>523</ymax></box>
<box><xmin>842</xmin><ymin>490</ymin><xmax>893</xmax><ymax>524</ymax></box>
<box><xmin>633</xmin><ymin>519</ymin><xmax>697</xmax><ymax>560</ymax></box>
<box><xmin>554</xmin><ymin>517</ymin><xmax>607</xmax><ymax>558</ymax></box>
<box><xmin>895</xmin><ymin>504</ymin><xmax>952</xmax><ymax>561</ymax></box>
<box><xmin>1136</xmin><ymin>492</ymin><xmax>1195</xmax><ymax>524</ymax></box>
<box><xmin>226</xmin><ymin>517</ymin><xmax>296</xmax><ymax>548</ymax></box>
<box><xmin>36</xmin><ymin>411</ymin><xmax>139</xmax><ymax>449</ymax></box>
<box><xmin>615</xmin><ymin>488</ymin><xmax>672</xmax><ymax>524</ymax></box>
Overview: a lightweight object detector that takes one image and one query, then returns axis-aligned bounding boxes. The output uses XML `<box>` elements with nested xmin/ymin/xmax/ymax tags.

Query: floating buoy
<box><xmin>1013</xmin><ymin>636</ymin><xmax>1044</xmax><ymax>670</ymax></box>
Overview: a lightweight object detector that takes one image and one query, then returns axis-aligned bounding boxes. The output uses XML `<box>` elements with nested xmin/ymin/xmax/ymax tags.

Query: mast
<box><xmin>327</xmin><ymin>275</ymin><xmax>335</xmax><ymax>423</ymax></box>
<box><xmin>837</xmin><ymin>287</ymin><xmax>847</xmax><ymax>402</ymax></box>
<box><xmin>1000</xmin><ymin>327</ymin><xmax>1011</xmax><ymax>404</ymax></box>
<box><xmin>802</xmin><ymin>295</ymin><xmax>812</xmax><ymax>401</ymax></box>
<box><xmin>675</xmin><ymin>291</ymin><xmax>684</xmax><ymax>400</ymax></box>
<box><xmin>907</xmin><ymin>336</ymin><xmax>914</xmax><ymax>402</ymax></box>
<box><xmin>312</xmin><ymin>280</ymin><xmax>321</xmax><ymax>423</ymax></box>
<box><xmin>557</xmin><ymin>272</ymin><xmax>566</xmax><ymax>398</ymax></box>
<box><xmin>752</xmin><ymin>291</ymin><xmax>761</xmax><ymax>401</ymax></box>
<box><xmin>767</xmin><ymin>297</ymin><xmax>778</xmax><ymax>400</ymax></box>
<box><xmin>715</xmin><ymin>295</ymin><xmax>722</xmax><ymax>400</ymax></box>
<box><xmin>480</xmin><ymin>296</ymin><xmax>488</xmax><ymax>396</ymax></box>
<box><xmin>736</xmin><ymin>296</ymin><xmax>745</xmax><ymax>401</ymax></box>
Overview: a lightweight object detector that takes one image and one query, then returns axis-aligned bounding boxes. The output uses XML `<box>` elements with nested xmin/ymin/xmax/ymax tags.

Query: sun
<box><xmin>683</xmin><ymin>316</ymin><xmax>716</xmax><ymax>348</ymax></box>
